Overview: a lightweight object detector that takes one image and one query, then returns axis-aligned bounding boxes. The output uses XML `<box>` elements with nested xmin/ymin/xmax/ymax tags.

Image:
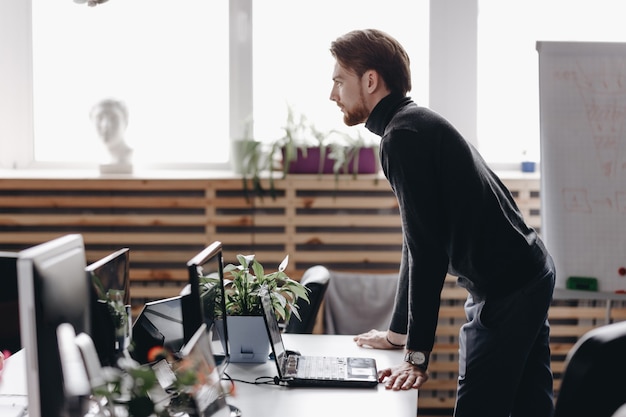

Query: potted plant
<box><xmin>91</xmin><ymin>353</ymin><xmax>220</xmax><ymax>417</ymax></box>
<box><xmin>277</xmin><ymin>105</ymin><xmax>379</xmax><ymax>179</ymax></box>
<box><xmin>221</xmin><ymin>253</ymin><xmax>309</xmax><ymax>363</ymax></box>
<box><xmin>231</xmin><ymin>106</ymin><xmax>380</xmax><ymax>201</ymax></box>
<box><xmin>230</xmin><ymin>116</ymin><xmax>277</xmax><ymax>201</ymax></box>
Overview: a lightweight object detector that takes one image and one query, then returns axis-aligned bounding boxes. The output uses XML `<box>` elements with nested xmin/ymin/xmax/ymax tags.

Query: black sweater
<box><xmin>365</xmin><ymin>94</ymin><xmax>551</xmax><ymax>351</ymax></box>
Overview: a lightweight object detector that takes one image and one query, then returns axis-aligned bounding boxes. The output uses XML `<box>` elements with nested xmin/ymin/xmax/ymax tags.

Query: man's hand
<box><xmin>378</xmin><ymin>361</ymin><xmax>429</xmax><ymax>390</ymax></box>
<box><xmin>353</xmin><ymin>329</ymin><xmax>406</xmax><ymax>349</ymax></box>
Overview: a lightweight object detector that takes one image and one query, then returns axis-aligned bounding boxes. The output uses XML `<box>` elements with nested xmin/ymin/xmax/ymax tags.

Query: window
<box><xmin>252</xmin><ymin>1</ymin><xmax>430</xmax><ymax>145</ymax></box>
<box><xmin>477</xmin><ymin>0</ymin><xmax>626</xmax><ymax>164</ymax></box>
<box><xmin>30</xmin><ymin>0</ymin><xmax>229</xmax><ymax>168</ymax></box>
<box><xmin>0</xmin><ymin>0</ymin><xmax>428</xmax><ymax>171</ymax></box>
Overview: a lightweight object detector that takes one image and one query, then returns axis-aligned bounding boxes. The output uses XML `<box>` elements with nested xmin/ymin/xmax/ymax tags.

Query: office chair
<box><xmin>554</xmin><ymin>320</ymin><xmax>626</xmax><ymax>417</ymax></box>
<box><xmin>323</xmin><ymin>270</ymin><xmax>398</xmax><ymax>335</ymax></box>
<box><xmin>613</xmin><ymin>404</ymin><xmax>626</xmax><ymax>417</ymax></box>
<box><xmin>284</xmin><ymin>265</ymin><xmax>331</xmax><ymax>334</ymax></box>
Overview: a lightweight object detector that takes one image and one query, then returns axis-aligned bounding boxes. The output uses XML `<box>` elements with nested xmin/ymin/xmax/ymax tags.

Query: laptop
<box><xmin>176</xmin><ymin>323</ymin><xmax>231</xmax><ymax>417</ymax></box>
<box><xmin>260</xmin><ymin>290</ymin><xmax>379</xmax><ymax>388</ymax></box>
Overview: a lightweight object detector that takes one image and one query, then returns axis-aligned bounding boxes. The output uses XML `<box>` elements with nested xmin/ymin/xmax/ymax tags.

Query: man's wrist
<box><xmin>404</xmin><ymin>350</ymin><xmax>430</xmax><ymax>371</ymax></box>
<box><xmin>385</xmin><ymin>335</ymin><xmax>405</xmax><ymax>349</ymax></box>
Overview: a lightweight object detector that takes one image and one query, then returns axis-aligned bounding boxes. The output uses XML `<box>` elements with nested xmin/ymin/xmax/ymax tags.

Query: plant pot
<box><xmin>226</xmin><ymin>315</ymin><xmax>270</xmax><ymax>363</ymax></box>
<box><xmin>283</xmin><ymin>146</ymin><xmax>379</xmax><ymax>174</ymax></box>
<box><xmin>231</xmin><ymin>139</ymin><xmax>262</xmax><ymax>175</ymax></box>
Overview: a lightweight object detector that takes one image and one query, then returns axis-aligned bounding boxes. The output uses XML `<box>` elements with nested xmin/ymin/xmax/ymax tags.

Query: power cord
<box><xmin>222</xmin><ymin>372</ymin><xmax>280</xmax><ymax>386</ymax></box>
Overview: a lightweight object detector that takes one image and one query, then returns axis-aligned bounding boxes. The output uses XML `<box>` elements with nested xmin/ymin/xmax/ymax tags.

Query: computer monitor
<box><xmin>130</xmin><ymin>293</ymin><xmax>193</xmax><ymax>364</ymax></box>
<box><xmin>186</xmin><ymin>241</ymin><xmax>230</xmax><ymax>376</ymax></box>
<box><xmin>17</xmin><ymin>234</ymin><xmax>90</xmax><ymax>417</ymax></box>
<box><xmin>0</xmin><ymin>252</ymin><xmax>20</xmax><ymax>354</ymax></box>
<box><xmin>85</xmin><ymin>247</ymin><xmax>131</xmax><ymax>366</ymax></box>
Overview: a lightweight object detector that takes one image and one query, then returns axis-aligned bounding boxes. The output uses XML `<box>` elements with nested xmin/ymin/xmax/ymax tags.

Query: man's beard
<box><xmin>343</xmin><ymin>89</ymin><xmax>369</xmax><ymax>126</ymax></box>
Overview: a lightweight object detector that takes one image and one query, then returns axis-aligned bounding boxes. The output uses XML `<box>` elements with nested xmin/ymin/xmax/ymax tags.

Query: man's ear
<box><xmin>363</xmin><ymin>69</ymin><xmax>385</xmax><ymax>94</ymax></box>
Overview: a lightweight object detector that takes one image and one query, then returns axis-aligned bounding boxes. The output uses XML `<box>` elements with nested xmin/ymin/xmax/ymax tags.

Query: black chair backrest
<box><xmin>285</xmin><ymin>265</ymin><xmax>330</xmax><ymax>334</ymax></box>
<box><xmin>554</xmin><ymin>320</ymin><xmax>626</xmax><ymax>417</ymax></box>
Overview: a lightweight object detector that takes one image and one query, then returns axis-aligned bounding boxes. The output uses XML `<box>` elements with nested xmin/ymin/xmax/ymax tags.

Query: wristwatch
<box><xmin>404</xmin><ymin>351</ymin><xmax>429</xmax><ymax>371</ymax></box>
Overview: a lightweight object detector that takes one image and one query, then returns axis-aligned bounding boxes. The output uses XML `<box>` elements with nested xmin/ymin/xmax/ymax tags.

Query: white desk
<box><xmin>224</xmin><ymin>334</ymin><xmax>417</xmax><ymax>417</ymax></box>
<box><xmin>0</xmin><ymin>349</ymin><xmax>27</xmax><ymax>395</ymax></box>
<box><xmin>0</xmin><ymin>336</ymin><xmax>418</xmax><ymax>417</ymax></box>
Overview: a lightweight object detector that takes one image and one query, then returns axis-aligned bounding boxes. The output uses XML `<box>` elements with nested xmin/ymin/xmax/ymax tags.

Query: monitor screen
<box><xmin>85</xmin><ymin>247</ymin><xmax>131</xmax><ymax>366</ymax></box>
<box><xmin>17</xmin><ymin>234</ymin><xmax>90</xmax><ymax>417</ymax></box>
<box><xmin>0</xmin><ymin>252</ymin><xmax>20</xmax><ymax>354</ymax></box>
<box><xmin>130</xmin><ymin>294</ymin><xmax>189</xmax><ymax>364</ymax></box>
<box><xmin>186</xmin><ymin>241</ymin><xmax>229</xmax><ymax>376</ymax></box>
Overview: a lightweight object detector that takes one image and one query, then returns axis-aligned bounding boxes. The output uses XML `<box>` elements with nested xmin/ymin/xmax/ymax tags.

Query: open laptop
<box><xmin>260</xmin><ymin>290</ymin><xmax>378</xmax><ymax>388</ymax></box>
<box><xmin>176</xmin><ymin>323</ymin><xmax>231</xmax><ymax>417</ymax></box>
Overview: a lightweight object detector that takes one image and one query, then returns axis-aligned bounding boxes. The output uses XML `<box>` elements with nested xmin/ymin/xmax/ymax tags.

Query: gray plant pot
<box><xmin>226</xmin><ymin>315</ymin><xmax>270</xmax><ymax>363</ymax></box>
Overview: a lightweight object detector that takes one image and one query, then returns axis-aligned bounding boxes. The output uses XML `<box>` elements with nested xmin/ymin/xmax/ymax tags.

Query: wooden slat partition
<box><xmin>2</xmin><ymin>173</ymin><xmax>622</xmax><ymax>416</ymax></box>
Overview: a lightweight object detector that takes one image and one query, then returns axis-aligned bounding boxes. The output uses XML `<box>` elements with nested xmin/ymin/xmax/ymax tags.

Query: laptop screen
<box><xmin>260</xmin><ymin>290</ymin><xmax>288</xmax><ymax>372</ymax></box>
<box><xmin>177</xmin><ymin>323</ymin><xmax>231</xmax><ymax>417</ymax></box>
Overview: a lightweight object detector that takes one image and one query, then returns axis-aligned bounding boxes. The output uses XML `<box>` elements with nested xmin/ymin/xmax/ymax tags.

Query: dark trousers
<box><xmin>454</xmin><ymin>267</ymin><xmax>556</xmax><ymax>417</ymax></box>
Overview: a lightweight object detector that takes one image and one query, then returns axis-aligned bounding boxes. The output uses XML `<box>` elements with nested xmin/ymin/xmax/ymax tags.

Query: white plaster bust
<box><xmin>90</xmin><ymin>98</ymin><xmax>133</xmax><ymax>167</ymax></box>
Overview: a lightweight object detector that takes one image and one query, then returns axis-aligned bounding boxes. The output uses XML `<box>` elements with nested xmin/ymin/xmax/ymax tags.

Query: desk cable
<box><xmin>223</xmin><ymin>372</ymin><xmax>281</xmax><ymax>387</ymax></box>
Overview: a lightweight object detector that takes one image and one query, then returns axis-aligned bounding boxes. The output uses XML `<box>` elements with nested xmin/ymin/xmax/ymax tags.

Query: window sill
<box><xmin>0</xmin><ymin>167</ymin><xmax>540</xmax><ymax>181</ymax></box>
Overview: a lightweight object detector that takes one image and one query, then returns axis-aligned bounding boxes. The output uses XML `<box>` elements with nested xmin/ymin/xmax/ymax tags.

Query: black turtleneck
<box><xmin>366</xmin><ymin>94</ymin><xmax>551</xmax><ymax>351</ymax></box>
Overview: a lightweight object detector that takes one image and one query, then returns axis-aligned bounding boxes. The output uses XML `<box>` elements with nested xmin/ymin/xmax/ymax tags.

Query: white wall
<box><xmin>429</xmin><ymin>0</ymin><xmax>478</xmax><ymax>148</ymax></box>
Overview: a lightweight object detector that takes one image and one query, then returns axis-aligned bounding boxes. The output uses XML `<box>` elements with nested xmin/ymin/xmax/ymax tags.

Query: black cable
<box><xmin>222</xmin><ymin>371</ymin><xmax>278</xmax><ymax>386</ymax></box>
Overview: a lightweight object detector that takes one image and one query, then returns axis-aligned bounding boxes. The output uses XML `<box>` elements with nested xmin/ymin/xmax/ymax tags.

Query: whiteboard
<box><xmin>537</xmin><ymin>41</ymin><xmax>626</xmax><ymax>292</ymax></box>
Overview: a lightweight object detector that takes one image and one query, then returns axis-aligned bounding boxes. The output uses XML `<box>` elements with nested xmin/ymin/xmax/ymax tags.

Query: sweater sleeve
<box><xmin>388</xmin><ymin>239</ymin><xmax>409</xmax><ymax>335</ymax></box>
<box><xmin>380</xmin><ymin>128</ymin><xmax>449</xmax><ymax>352</ymax></box>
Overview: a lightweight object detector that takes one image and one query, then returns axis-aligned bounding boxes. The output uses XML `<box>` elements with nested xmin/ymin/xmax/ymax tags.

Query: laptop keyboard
<box><xmin>291</xmin><ymin>356</ymin><xmax>348</xmax><ymax>380</ymax></box>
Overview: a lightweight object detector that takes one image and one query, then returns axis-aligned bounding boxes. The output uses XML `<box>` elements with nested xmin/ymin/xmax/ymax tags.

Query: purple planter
<box><xmin>284</xmin><ymin>146</ymin><xmax>379</xmax><ymax>174</ymax></box>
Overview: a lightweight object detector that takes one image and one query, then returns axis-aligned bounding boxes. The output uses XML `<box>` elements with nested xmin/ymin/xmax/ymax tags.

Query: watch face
<box><xmin>405</xmin><ymin>351</ymin><xmax>426</xmax><ymax>365</ymax></box>
<box><xmin>412</xmin><ymin>351</ymin><xmax>426</xmax><ymax>365</ymax></box>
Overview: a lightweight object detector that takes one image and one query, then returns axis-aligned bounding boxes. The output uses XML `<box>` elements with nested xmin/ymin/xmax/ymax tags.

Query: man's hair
<box><xmin>330</xmin><ymin>29</ymin><xmax>411</xmax><ymax>95</ymax></box>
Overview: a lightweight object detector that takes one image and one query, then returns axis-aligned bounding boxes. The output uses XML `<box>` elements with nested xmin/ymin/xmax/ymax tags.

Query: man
<box><xmin>329</xmin><ymin>29</ymin><xmax>555</xmax><ymax>417</ymax></box>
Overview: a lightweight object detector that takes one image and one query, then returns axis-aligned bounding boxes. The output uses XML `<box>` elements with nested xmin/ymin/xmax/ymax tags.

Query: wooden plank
<box><xmin>549</xmin><ymin>325</ymin><xmax>598</xmax><ymax>337</ymax></box>
<box><xmin>129</xmin><ymin>286</ymin><xmax>184</xmax><ymax>300</ymax></box>
<box><xmin>0</xmin><ymin>178</ymin><xmax>210</xmax><ymax>190</ymax></box>
<box><xmin>0</xmin><ymin>196</ymin><xmax>207</xmax><ymax>208</ymax></box>
<box><xmin>288</xmin><ymin>251</ymin><xmax>403</xmax><ymax>263</ymax></box>
<box><xmin>0</xmin><ymin>214</ymin><xmax>207</xmax><ymax>226</ymax></box>
<box><xmin>0</xmin><ymin>232</ymin><xmax>207</xmax><ymax>246</ymax></box>
<box><xmin>294</xmin><ymin>196</ymin><xmax>398</xmax><ymax>209</ymax></box>
<box><xmin>293</xmin><ymin>214</ymin><xmax>401</xmax><ymax>227</ymax></box>
<box><xmin>293</xmin><ymin>233</ymin><xmax>402</xmax><ymax>245</ymax></box>
<box><xmin>549</xmin><ymin>306</ymin><xmax>613</xmax><ymax>320</ymax></box>
<box><xmin>130</xmin><ymin>269</ymin><xmax>188</xmax><ymax>281</ymax></box>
